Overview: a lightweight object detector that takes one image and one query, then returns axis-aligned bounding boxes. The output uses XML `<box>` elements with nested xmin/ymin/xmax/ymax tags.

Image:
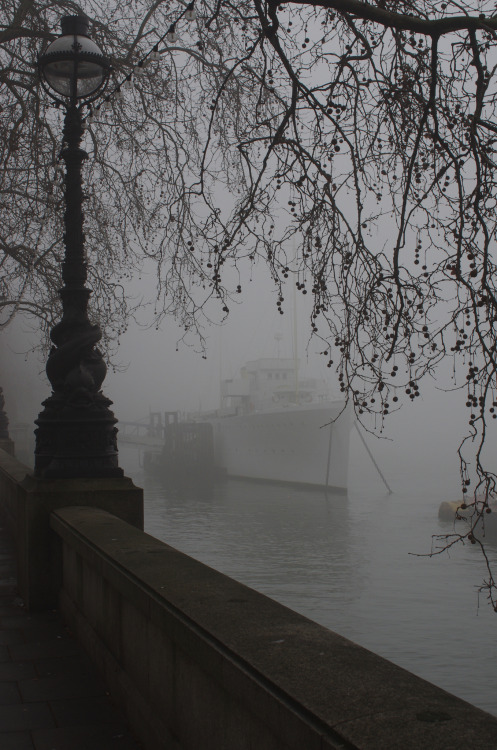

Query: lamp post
<box><xmin>35</xmin><ymin>15</ymin><xmax>123</xmax><ymax>478</ymax></box>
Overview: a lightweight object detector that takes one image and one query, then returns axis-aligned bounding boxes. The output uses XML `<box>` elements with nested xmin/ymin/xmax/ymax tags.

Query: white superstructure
<box><xmin>204</xmin><ymin>359</ymin><xmax>350</xmax><ymax>491</ymax></box>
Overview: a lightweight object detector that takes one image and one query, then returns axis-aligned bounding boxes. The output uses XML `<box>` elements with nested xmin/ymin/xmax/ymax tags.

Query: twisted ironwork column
<box><xmin>35</xmin><ymin>104</ymin><xmax>122</xmax><ymax>477</ymax></box>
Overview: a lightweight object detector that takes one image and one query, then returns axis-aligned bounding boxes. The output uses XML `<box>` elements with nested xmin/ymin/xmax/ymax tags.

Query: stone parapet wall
<box><xmin>0</xmin><ymin>447</ymin><xmax>30</xmax><ymax>543</ymax></box>
<box><xmin>52</xmin><ymin>505</ymin><xmax>497</xmax><ymax>750</ymax></box>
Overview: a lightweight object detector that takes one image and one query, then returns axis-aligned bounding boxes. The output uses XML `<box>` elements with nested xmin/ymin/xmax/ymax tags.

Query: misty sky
<box><xmin>2</xmin><ymin>255</ymin><xmax>482</xmax><ymax>502</ymax></box>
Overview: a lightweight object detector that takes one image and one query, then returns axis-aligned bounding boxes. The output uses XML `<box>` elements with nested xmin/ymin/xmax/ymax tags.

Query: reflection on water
<box><xmin>146</xmin><ymin>476</ymin><xmax>361</xmax><ymax>616</ymax></box>
<box><xmin>121</xmin><ymin>443</ymin><xmax>497</xmax><ymax>717</ymax></box>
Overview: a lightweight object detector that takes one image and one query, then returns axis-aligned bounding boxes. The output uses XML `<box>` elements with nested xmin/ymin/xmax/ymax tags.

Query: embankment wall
<box><xmin>52</xmin><ymin>505</ymin><xmax>497</xmax><ymax>750</ymax></box>
<box><xmin>2</xmin><ymin>448</ymin><xmax>497</xmax><ymax>749</ymax></box>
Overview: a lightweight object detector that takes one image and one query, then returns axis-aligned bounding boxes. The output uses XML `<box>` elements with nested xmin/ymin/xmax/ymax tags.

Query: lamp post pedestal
<box><xmin>35</xmin><ymin>104</ymin><xmax>122</xmax><ymax>478</ymax></box>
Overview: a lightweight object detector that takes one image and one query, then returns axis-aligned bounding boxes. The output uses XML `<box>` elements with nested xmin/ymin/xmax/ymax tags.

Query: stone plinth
<box><xmin>0</xmin><ymin>447</ymin><xmax>143</xmax><ymax>610</ymax></box>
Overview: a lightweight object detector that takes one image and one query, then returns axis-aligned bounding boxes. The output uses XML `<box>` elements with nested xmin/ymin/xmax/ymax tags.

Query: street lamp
<box><xmin>35</xmin><ymin>15</ymin><xmax>123</xmax><ymax>478</ymax></box>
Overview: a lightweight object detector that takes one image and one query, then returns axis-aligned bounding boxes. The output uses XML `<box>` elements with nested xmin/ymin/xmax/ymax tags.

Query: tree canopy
<box><xmin>3</xmin><ymin>1</ymin><xmax>497</xmax><ymax>599</ymax></box>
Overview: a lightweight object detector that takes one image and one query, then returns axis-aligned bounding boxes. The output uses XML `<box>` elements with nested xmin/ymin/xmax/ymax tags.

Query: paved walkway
<box><xmin>0</xmin><ymin>520</ymin><xmax>142</xmax><ymax>750</ymax></box>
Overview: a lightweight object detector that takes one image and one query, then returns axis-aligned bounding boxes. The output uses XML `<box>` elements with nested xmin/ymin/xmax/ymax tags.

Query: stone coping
<box><xmin>52</xmin><ymin>505</ymin><xmax>497</xmax><ymax>750</ymax></box>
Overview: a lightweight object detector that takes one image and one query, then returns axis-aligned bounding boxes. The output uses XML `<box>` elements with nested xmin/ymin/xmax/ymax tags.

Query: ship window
<box><xmin>282</xmin><ymin>373</ymin><xmax>287</xmax><ymax>379</ymax></box>
<box><xmin>268</xmin><ymin>372</ymin><xmax>272</xmax><ymax>379</ymax></box>
<box><xmin>275</xmin><ymin>373</ymin><xmax>280</xmax><ymax>379</ymax></box>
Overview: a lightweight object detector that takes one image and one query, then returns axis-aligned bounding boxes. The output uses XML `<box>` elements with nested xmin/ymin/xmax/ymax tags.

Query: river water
<box><xmin>119</xmin><ymin>440</ymin><xmax>497</xmax><ymax>718</ymax></box>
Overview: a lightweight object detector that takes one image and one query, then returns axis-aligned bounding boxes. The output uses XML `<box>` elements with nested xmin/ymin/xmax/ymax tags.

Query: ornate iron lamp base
<box><xmin>35</xmin><ymin>390</ymin><xmax>123</xmax><ymax>478</ymax></box>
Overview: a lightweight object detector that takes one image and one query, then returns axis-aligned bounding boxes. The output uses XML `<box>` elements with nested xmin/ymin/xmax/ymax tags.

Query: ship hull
<box><xmin>208</xmin><ymin>401</ymin><xmax>350</xmax><ymax>491</ymax></box>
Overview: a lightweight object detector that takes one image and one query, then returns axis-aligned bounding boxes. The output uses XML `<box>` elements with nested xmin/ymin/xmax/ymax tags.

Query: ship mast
<box><xmin>292</xmin><ymin>280</ymin><xmax>299</xmax><ymax>404</ymax></box>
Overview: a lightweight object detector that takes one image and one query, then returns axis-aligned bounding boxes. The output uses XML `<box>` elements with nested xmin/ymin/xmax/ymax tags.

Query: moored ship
<box><xmin>202</xmin><ymin>358</ymin><xmax>351</xmax><ymax>491</ymax></box>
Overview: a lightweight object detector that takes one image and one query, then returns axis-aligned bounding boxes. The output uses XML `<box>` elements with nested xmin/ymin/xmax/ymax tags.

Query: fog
<box><xmin>5</xmin><ymin>262</ymin><xmax>497</xmax><ymax>716</ymax></box>
<box><xmin>113</xmin><ymin>327</ymin><xmax>469</xmax><ymax>500</ymax></box>
<box><xmin>1</xmin><ymin>263</ymin><xmax>477</xmax><ymax>502</ymax></box>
